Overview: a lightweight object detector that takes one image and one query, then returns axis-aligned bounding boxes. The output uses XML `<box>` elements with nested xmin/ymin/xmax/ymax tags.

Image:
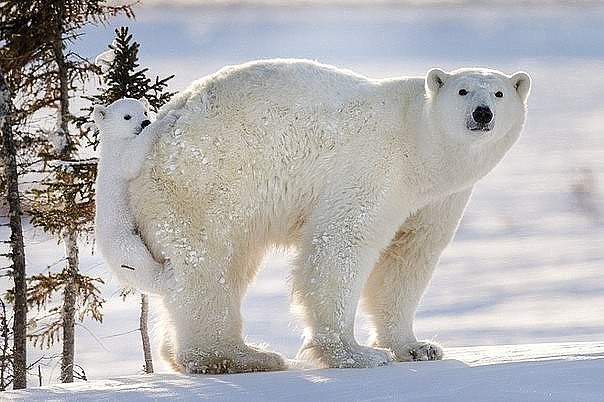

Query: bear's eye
<box><xmin>124</xmin><ymin>114</ymin><xmax>131</xmax><ymax>120</ymax></box>
<box><xmin>495</xmin><ymin>91</ymin><xmax>504</xmax><ymax>98</ymax></box>
<box><xmin>458</xmin><ymin>89</ymin><xmax>468</xmax><ymax>96</ymax></box>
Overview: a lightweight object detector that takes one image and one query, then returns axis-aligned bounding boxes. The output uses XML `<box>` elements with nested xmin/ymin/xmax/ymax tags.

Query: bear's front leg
<box><xmin>292</xmin><ymin>197</ymin><xmax>402</xmax><ymax>368</ymax></box>
<box><xmin>361</xmin><ymin>189</ymin><xmax>472</xmax><ymax>362</ymax></box>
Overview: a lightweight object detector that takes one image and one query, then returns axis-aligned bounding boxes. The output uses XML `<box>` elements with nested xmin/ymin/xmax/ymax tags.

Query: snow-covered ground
<box><xmin>3</xmin><ymin>1</ymin><xmax>604</xmax><ymax>400</ymax></box>
<box><xmin>6</xmin><ymin>343</ymin><xmax>604</xmax><ymax>401</ymax></box>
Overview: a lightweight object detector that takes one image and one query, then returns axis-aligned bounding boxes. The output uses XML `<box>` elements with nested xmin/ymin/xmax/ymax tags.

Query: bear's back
<box><xmin>161</xmin><ymin>59</ymin><xmax>423</xmax><ymax>120</ymax></box>
<box><xmin>145</xmin><ymin>60</ymin><xmax>427</xmax><ymax>225</ymax></box>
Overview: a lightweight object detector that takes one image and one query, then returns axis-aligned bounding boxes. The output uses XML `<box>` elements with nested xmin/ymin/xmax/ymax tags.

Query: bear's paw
<box><xmin>179</xmin><ymin>344</ymin><xmax>287</xmax><ymax>374</ymax></box>
<box><xmin>393</xmin><ymin>341</ymin><xmax>443</xmax><ymax>362</ymax></box>
<box><xmin>297</xmin><ymin>339</ymin><xmax>394</xmax><ymax>369</ymax></box>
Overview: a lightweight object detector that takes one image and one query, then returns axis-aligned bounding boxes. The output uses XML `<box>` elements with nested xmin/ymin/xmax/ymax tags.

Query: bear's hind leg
<box><xmin>105</xmin><ymin>226</ymin><xmax>175</xmax><ymax>295</ymax></box>
<box><xmin>164</xmin><ymin>245</ymin><xmax>286</xmax><ymax>374</ymax></box>
<box><xmin>176</xmin><ymin>344</ymin><xmax>286</xmax><ymax>374</ymax></box>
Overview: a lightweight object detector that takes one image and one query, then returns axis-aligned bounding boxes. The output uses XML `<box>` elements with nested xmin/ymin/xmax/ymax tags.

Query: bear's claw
<box><xmin>397</xmin><ymin>341</ymin><xmax>444</xmax><ymax>362</ymax></box>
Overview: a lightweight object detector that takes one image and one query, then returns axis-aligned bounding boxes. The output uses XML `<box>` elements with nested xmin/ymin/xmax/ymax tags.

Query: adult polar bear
<box><xmin>128</xmin><ymin>59</ymin><xmax>530</xmax><ymax>374</ymax></box>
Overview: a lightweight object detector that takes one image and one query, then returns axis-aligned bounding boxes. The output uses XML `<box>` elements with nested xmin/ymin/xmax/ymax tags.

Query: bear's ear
<box><xmin>138</xmin><ymin>97</ymin><xmax>151</xmax><ymax>112</ymax></box>
<box><xmin>92</xmin><ymin>104</ymin><xmax>107</xmax><ymax>124</ymax></box>
<box><xmin>511</xmin><ymin>71</ymin><xmax>531</xmax><ymax>103</ymax></box>
<box><xmin>426</xmin><ymin>68</ymin><xmax>449</xmax><ymax>97</ymax></box>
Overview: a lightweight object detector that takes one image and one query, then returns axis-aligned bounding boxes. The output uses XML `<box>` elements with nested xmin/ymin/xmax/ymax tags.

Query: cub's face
<box><xmin>93</xmin><ymin>98</ymin><xmax>151</xmax><ymax>141</ymax></box>
<box><xmin>425</xmin><ymin>68</ymin><xmax>531</xmax><ymax>145</ymax></box>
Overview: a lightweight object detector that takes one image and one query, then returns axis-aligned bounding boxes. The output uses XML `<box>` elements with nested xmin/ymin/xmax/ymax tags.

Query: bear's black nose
<box><xmin>141</xmin><ymin>120</ymin><xmax>151</xmax><ymax>129</ymax></box>
<box><xmin>472</xmin><ymin>106</ymin><xmax>493</xmax><ymax>125</ymax></box>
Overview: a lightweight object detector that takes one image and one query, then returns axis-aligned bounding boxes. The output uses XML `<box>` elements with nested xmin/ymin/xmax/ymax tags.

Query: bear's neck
<box><xmin>415</xmin><ymin>117</ymin><xmax>520</xmax><ymax>201</ymax></box>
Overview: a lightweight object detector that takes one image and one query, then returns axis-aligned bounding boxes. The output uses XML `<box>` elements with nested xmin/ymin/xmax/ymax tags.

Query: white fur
<box><xmin>128</xmin><ymin>59</ymin><xmax>531</xmax><ymax>373</ymax></box>
<box><xmin>94</xmin><ymin>98</ymin><xmax>178</xmax><ymax>295</ymax></box>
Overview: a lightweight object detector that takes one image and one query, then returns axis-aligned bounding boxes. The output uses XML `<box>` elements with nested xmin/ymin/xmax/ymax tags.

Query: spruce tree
<box><xmin>100</xmin><ymin>27</ymin><xmax>174</xmax><ymax>109</ymax></box>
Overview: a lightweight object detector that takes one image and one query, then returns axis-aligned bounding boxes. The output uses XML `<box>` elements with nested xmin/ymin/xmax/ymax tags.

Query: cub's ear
<box><xmin>92</xmin><ymin>105</ymin><xmax>107</xmax><ymax>124</ymax></box>
<box><xmin>138</xmin><ymin>97</ymin><xmax>151</xmax><ymax>112</ymax></box>
<box><xmin>511</xmin><ymin>71</ymin><xmax>531</xmax><ymax>103</ymax></box>
<box><xmin>426</xmin><ymin>68</ymin><xmax>449</xmax><ymax>97</ymax></box>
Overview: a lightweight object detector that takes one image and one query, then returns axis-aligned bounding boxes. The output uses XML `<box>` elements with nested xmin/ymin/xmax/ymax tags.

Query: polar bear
<box><xmin>128</xmin><ymin>59</ymin><xmax>530</xmax><ymax>373</ymax></box>
<box><xmin>93</xmin><ymin>98</ymin><xmax>178</xmax><ymax>295</ymax></box>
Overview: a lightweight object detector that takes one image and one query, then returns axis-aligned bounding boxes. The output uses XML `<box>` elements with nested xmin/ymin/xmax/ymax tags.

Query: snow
<box><xmin>5</xmin><ymin>343</ymin><xmax>604</xmax><ymax>400</ymax></box>
<box><xmin>4</xmin><ymin>351</ymin><xmax>604</xmax><ymax>402</ymax></box>
<box><xmin>3</xmin><ymin>1</ymin><xmax>604</xmax><ymax>400</ymax></box>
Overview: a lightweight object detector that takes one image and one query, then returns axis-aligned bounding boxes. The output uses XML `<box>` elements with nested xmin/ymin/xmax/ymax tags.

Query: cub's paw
<box><xmin>394</xmin><ymin>341</ymin><xmax>443</xmax><ymax>362</ymax></box>
<box><xmin>152</xmin><ymin>111</ymin><xmax>180</xmax><ymax>134</ymax></box>
<box><xmin>164</xmin><ymin>110</ymin><xmax>181</xmax><ymax>126</ymax></box>
<box><xmin>298</xmin><ymin>339</ymin><xmax>394</xmax><ymax>368</ymax></box>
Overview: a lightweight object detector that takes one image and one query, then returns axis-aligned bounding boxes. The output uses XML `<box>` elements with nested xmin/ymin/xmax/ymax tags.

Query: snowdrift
<box><xmin>5</xmin><ymin>342</ymin><xmax>603</xmax><ymax>401</ymax></box>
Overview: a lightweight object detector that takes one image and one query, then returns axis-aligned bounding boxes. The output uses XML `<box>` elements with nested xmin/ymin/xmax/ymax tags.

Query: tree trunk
<box><xmin>52</xmin><ymin>25</ymin><xmax>72</xmax><ymax>160</ymax></box>
<box><xmin>140</xmin><ymin>294</ymin><xmax>153</xmax><ymax>373</ymax></box>
<box><xmin>1</xmin><ymin>299</ymin><xmax>11</xmax><ymax>390</ymax></box>
<box><xmin>60</xmin><ymin>229</ymin><xmax>78</xmax><ymax>383</ymax></box>
<box><xmin>0</xmin><ymin>69</ymin><xmax>27</xmax><ymax>390</ymax></box>
<box><xmin>51</xmin><ymin>20</ymin><xmax>80</xmax><ymax>384</ymax></box>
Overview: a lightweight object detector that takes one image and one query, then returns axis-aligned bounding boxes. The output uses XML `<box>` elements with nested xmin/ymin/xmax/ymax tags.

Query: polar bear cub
<box><xmin>93</xmin><ymin>98</ymin><xmax>178</xmax><ymax>294</ymax></box>
<box><xmin>129</xmin><ymin>59</ymin><xmax>531</xmax><ymax>373</ymax></box>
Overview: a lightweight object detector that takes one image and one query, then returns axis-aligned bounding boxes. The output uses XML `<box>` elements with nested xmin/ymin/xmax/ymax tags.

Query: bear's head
<box><xmin>93</xmin><ymin>98</ymin><xmax>152</xmax><ymax>141</ymax></box>
<box><xmin>425</xmin><ymin>68</ymin><xmax>531</xmax><ymax>145</ymax></box>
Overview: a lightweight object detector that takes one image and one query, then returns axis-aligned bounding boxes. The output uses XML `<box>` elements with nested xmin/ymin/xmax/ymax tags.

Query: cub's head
<box><xmin>425</xmin><ymin>67</ymin><xmax>531</xmax><ymax>145</ymax></box>
<box><xmin>93</xmin><ymin>98</ymin><xmax>151</xmax><ymax>140</ymax></box>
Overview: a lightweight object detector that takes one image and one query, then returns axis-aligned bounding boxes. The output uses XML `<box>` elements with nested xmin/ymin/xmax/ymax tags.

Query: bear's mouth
<box><xmin>467</xmin><ymin>122</ymin><xmax>493</xmax><ymax>132</ymax></box>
